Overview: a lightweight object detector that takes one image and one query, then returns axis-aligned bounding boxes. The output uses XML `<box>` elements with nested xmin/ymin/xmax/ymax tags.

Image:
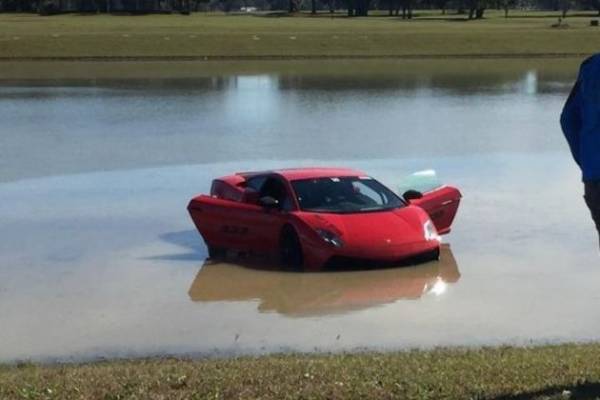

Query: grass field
<box><xmin>3</xmin><ymin>344</ymin><xmax>600</xmax><ymax>399</ymax></box>
<box><xmin>0</xmin><ymin>11</ymin><xmax>599</xmax><ymax>59</ymax></box>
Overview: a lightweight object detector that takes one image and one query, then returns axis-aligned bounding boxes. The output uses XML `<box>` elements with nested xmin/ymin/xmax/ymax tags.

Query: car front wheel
<box><xmin>279</xmin><ymin>226</ymin><xmax>303</xmax><ymax>271</ymax></box>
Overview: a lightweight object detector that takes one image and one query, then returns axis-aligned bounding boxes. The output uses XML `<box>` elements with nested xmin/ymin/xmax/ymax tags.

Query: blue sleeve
<box><xmin>560</xmin><ymin>79</ymin><xmax>582</xmax><ymax>167</ymax></box>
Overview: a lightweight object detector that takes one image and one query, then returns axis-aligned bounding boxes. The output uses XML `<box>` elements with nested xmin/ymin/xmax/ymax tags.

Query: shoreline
<box><xmin>3</xmin><ymin>344</ymin><xmax>600</xmax><ymax>399</ymax></box>
<box><xmin>0</xmin><ymin>57</ymin><xmax>581</xmax><ymax>81</ymax></box>
<box><xmin>0</xmin><ymin>52</ymin><xmax>592</xmax><ymax>62</ymax></box>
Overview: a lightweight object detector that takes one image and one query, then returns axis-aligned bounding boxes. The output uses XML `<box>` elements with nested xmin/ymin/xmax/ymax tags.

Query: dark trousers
<box><xmin>584</xmin><ymin>181</ymin><xmax>600</xmax><ymax>243</ymax></box>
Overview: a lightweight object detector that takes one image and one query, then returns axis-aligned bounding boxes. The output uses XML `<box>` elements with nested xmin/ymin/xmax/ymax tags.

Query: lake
<box><xmin>1</xmin><ymin>59</ymin><xmax>597</xmax><ymax>363</ymax></box>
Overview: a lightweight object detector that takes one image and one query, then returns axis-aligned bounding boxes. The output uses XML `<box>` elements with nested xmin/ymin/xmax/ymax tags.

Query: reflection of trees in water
<box><xmin>99</xmin><ymin>76</ymin><xmax>237</xmax><ymax>92</ymax></box>
<box><xmin>1</xmin><ymin>76</ymin><xmax>239</xmax><ymax>100</ymax></box>
<box><xmin>100</xmin><ymin>68</ymin><xmax>574</xmax><ymax>95</ymax></box>
<box><xmin>275</xmin><ymin>69</ymin><xmax>574</xmax><ymax>95</ymax></box>
<box><xmin>5</xmin><ymin>67</ymin><xmax>573</xmax><ymax>100</ymax></box>
<box><xmin>99</xmin><ymin>69</ymin><xmax>573</xmax><ymax>95</ymax></box>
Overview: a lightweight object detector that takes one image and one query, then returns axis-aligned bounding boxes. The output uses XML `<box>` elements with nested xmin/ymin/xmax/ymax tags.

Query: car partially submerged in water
<box><xmin>188</xmin><ymin>168</ymin><xmax>461</xmax><ymax>271</ymax></box>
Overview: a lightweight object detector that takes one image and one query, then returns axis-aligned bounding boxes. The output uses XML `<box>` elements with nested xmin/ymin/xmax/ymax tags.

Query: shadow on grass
<box><xmin>490</xmin><ymin>381</ymin><xmax>600</xmax><ymax>400</ymax></box>
<box><xmin>394</xmin><ymin>16</ymin><xmax>469</xmax><ymax>21</ymax></box>
<box><xmin>256</xmin><ymin>11</ymin><xmax>353</xmax><ymax>18</ymax></box>
<box><xmin>43</xmin><ymin>11</ymin><xmax>173</xmax><ymax>16</ymax></box>
<box><xmin>257</xmin><ymin>11</ymin><xmax>293</xmax><ymax>17</ymax></box>
<box><xmin>505</xmin><ymin>12</ymin><xmax>600</xmax><ymax>18</ymax></box>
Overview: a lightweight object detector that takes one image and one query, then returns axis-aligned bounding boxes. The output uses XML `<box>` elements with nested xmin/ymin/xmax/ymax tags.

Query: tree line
<box><xmin>1</xmin><ymin>0</ymin><xmax>598</xmax><ymax>19</ymax></box>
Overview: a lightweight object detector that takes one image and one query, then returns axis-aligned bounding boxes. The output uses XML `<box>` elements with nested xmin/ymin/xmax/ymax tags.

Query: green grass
<box><xmin>0</xmin><ymin>57</ymin><xmax>582</xmax><ymax>80</ymax></box>
<box><xmin>0</xmin><ymin>11</ymin><xmax>599</xmax><ymax>59</ymax></box>
<box><xmin>3</xmin><ymin>344</ymin><xmax>600</xmax><ymax>399</ymax></box>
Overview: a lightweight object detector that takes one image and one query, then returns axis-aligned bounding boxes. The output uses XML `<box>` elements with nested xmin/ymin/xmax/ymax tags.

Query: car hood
<box><xmin>302</xmin><ymin>206</ymin><xmax>429</xmax><ymax>248</ymax></box>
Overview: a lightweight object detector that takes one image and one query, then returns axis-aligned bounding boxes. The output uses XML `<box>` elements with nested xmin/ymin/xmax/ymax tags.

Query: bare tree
<box><xmin>400</xmin><ymin>0</ymin><xmax>412</xmax><ymax>18</ymax></box>
<box><xmin>388</xmin><ymin>0</ymin><xmax>396</xmax><ymax>15</ymax></box>
<box><xmin>560</xmin><ymin>0</ymin><xmax>570</xmax><ymax>16</ymax></box>
<box><xmin>355</xmin><ymin>0</ymin><xmax>369</xmax><ymax>15</ymax></box>
<box><xmin>436</xmin><ymin>0</ymin><xmax>447</xmax><ymax>14</ymax></box>
<box><xmin>347</xmin><ymin>0</ymin><xmax>367</xmax><ymax>15</ymax></box>
<box><xmin>467</xmin><ymin>0</ymin><xmax>486</xmax><ymax>18</ymax></box>
<box><xmin>288</xmin><ymin>0</ymin><xmax>300</xmax><ymax>12</ymax></box>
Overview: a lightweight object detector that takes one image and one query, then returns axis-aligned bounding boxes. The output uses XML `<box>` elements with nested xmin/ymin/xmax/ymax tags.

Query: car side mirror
<box><xmin>259</xmin><ymin>196</ymin><xmax>280</xmax><ymax>208</ymax></box>
<box><xmin>403</xmin><ymin>189</ymin><xmax>423</xmax><ymax>202</ymax></box>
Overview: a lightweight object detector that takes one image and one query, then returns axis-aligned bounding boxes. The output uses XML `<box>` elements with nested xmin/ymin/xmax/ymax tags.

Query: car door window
<box><xmin>259</xmin><ymin>177</ymin><xmax>294</xmax><ymax>211</ymax></box>
<box><xmin>246</xmin><ymin>176</ymin><xmax>267</xmax><ymax>192</ymax></box>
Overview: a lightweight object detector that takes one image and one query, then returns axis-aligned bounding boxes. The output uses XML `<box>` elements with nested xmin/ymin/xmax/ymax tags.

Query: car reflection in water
<box><xmin>188</xmin><ymin>244</ymin><xmax>460</xmax><ymax>317</ymax></box>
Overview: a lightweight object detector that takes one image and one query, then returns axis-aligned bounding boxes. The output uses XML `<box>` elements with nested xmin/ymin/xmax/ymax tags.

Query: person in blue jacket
<box><xmin>561</xmin><ymin>53</ymin><xmax>600</xmax><ymax>245</ymax></box>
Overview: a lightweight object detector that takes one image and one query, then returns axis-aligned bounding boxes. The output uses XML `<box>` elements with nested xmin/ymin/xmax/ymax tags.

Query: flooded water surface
<box><xmin>1</xmin><ymin>59</ymin><xmax>598</xmax><ymax>363</ymax></box>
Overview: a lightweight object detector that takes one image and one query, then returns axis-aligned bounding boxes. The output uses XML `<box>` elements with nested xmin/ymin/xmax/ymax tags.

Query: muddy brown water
<box><xmin>0</xmin><ymin>59</ymin><xmax>598</xmax><ymax>363</ymax></box>
<box><xmin>189</xmin><ymin>245</ymin><xmax>460</xmax><ymax>317</ymax></box>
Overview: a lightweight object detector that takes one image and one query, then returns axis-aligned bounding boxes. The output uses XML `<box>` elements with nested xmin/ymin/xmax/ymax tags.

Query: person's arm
<box><xmin>560</xmin><ymin>79</ymin><xmax>582</xmax><ymax>167</ymax></box>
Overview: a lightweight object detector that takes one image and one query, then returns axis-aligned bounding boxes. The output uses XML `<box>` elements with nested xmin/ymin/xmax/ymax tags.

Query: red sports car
<box><xmin>188</xmin><ymin>168</ymin><xmax>461</xmax><ymax>271</ymax></box>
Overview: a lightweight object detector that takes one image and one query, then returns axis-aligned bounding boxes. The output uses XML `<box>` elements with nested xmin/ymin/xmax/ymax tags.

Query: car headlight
<box><xmin>424</xmin><ymin>220</ymin><xmax>441</xmax><ymax>242</ymax></box>
<box><xmin>316</xmin><ymin>228</ymin><xmax>344</xmax><ymax>248</ymax></box>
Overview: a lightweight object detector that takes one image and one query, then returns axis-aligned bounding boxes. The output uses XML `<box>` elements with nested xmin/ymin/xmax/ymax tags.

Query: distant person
<box><xmin>561</xmin><ymin>54</ymin><xmax>600</xmax><ymax>246</ymax></box>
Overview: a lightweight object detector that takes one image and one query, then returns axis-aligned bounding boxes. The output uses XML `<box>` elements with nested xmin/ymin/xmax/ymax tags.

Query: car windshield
<box><xmin>291</xmin><ymin>176</ymin><xmax>405</xmax><ymax>213</ymax></box>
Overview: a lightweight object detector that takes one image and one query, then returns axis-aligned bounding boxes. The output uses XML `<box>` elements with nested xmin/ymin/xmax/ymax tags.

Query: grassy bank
<box><xmin>0</xmin><ymin>11</ymin><xmax>599</xmax><ymax>60</ymax></box>
<box><xmin>3</xmin><ymin>344</ymin><xmax>600</xmax><ymax>399</ymax></box>
<box><xmin>0</xmin><ymin>57</ymin><xmax>581</xmax><ymax>80</ymax></box>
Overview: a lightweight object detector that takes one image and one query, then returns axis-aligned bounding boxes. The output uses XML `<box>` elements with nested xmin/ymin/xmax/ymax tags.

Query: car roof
<box><xmin>236</xmin><ymin>167</ymin><xmax>367</xmax><ymax>181</ymax></box>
